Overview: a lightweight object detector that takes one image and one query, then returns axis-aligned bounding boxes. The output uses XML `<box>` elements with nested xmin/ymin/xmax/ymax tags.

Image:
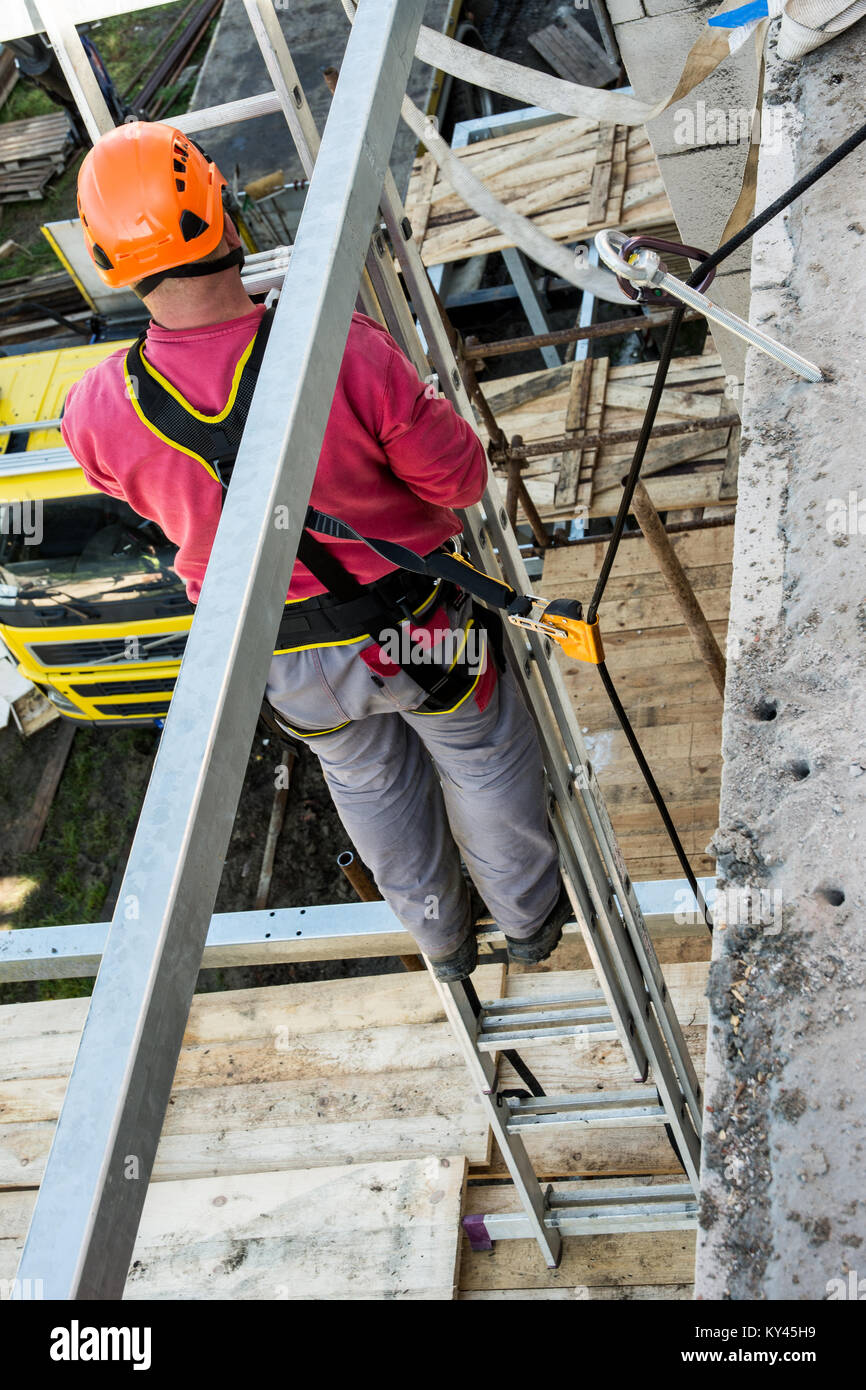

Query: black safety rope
<box><xmin>585</xmin><ymin>118</ymin><xmax>866</xmax><ymax>935</ymax></box>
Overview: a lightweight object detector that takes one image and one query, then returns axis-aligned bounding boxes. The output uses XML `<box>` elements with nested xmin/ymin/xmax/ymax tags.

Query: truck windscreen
<box><xmin>0</xmin><ymin>493</ymin><xmax>185</xmax><ymax>605</ymax></box>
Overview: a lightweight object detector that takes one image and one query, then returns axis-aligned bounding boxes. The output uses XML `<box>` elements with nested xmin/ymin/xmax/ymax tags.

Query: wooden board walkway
<box><xmin>404</xmin><ymin>119</ymin><xmax>672</xmax><ymax>268</ymax></box>
<box><xmin>0</xmin><ymin>956</ymin><xmax>709</xmax><ymax>1298</ymax></box>
<box><xmin>1</xmin><ymin>1157</ymin><xmax>468</xmax><ymax>1301</ymax></box>
<box><xmin>542</xmin><ymin>525</ymin><xmax>733</xmax><ymax>880</ymax></box>
<box><xmin>480</xmin><ymin>350</ymin><xmax>736</xmax><ymax>523</ymax></box>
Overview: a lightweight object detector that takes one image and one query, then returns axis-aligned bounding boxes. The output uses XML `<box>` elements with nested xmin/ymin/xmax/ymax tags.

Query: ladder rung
<box><xmin>482</xmin><ymin>1004</ymin><xmax>612</xmax><ymax>1031</ymax></box>
<box><xmin>477</xmin><ymin>1019</ymin><xmax>617</xmax><ymax>1050</ymax></box>
<box><xmin>504</xmin><ymin>1088</ymin><xmax>666</xmax><ymax>1130</ymax></box>
<box><xmin>464</xmin><ymin>1184</ymin><xmax>697</xmax><ymax>1245</ymax></box>
<box><xmin>175</xmin><ymin>90</ymin><xmax>282</xmax><ymax>135</ymax></box>
<box><xmin>481</xmin><ymin>989</ymin><xmax>606</xmax><ymax>1012</ymax></box>
<box><xmin>547</xmin><ymin>1182</ymin><xmax>695</xmax><ymax>1208</ymax></box>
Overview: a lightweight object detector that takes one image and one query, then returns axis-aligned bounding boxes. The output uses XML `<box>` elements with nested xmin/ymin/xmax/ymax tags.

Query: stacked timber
<box><xmin>0</xmin><ymin>111</ymin><xmax>75</xmax><ymax>203</ymax></box>
<box><xmin>404</xmin><ymin>118</ymin><xmax>671</xmax><ymax>268</ymax></box>
<box><xmin>481</xmin><ymin>350</ymin><xmax>738</xmax><ymax>523</ymax></box>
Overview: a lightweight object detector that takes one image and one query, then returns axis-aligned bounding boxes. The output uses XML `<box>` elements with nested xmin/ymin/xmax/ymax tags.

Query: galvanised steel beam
<box><xmin>13</xmin><ymin>0</ymin><xmax>426</xmax><ymax>1301</ymax></box>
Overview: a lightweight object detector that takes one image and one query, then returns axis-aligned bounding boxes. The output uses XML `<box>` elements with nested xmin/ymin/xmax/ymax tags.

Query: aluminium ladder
<box><xmin>12</xmin><ymin>0</ymin><xmax>701</xmax><ymax>1295</ymax></box>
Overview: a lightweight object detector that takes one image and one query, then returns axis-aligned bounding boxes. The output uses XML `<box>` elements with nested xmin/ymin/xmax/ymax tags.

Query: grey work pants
<box><xmin>265</xmin><ymin>613</ymin><xmax>560</xmax><ymax>958</ymax></box>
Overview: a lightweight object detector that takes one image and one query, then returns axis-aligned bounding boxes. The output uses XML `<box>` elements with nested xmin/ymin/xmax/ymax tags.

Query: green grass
<box><xmin>0</xmin><ymin>724</ymin><xmax>158</xmax><ymax>1005</ymax></box>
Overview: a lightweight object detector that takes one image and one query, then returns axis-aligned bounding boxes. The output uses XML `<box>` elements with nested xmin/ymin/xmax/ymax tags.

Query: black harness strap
<box><xmin>125</xmin><ymin>305</ymin><xmax>276</xmax><ymax>480</ymax></box>
<box><xmin>304</xmin><ymin>504</ymin><xmax>532</xmax><ymax>617</ymax></box>
<box><xmin>125</xmin><ymin>309</ymin><xmax>512</xmax><ymax>707</ymax></box>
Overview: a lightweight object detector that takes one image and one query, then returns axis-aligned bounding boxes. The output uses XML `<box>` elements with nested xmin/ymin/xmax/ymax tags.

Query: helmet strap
<box><xmin>133</xmin><ymin>244</ymin><xmax>245</xmax><ymax>300</ymax></box>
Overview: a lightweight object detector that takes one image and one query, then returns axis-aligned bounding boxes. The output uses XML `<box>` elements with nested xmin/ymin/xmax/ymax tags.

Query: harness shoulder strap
<box><xmin>124</xmin><ymin>306</ymin><xmax>276</xmax><ymax>482</ymax></box>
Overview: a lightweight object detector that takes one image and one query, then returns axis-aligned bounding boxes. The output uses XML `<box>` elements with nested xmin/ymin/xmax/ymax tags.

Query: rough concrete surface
<box><xmin>188</xmin><ymin>0</ymin><xmax>451</xmax><ymax>196</ymax></box>
<box><xmin>695</xmin><ymin>32</ymin><xmax>866</xmax><ymax>1300</ymax></box>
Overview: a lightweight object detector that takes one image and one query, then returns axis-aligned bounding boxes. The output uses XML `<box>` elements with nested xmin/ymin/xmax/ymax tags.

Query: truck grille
<box><xmin>28</xmin><ymin>633</ymin><xmax>188</xmax><ymax>667</ymax></box>
<box><xmin>92</xmin><ymin>701</ymin><xmax>172</xmax><ymax>718</ymax></box>
<box><xmin>69</xmin><ymin>678</ymin><xmax>177</xmax><ymax>697</ymax></box>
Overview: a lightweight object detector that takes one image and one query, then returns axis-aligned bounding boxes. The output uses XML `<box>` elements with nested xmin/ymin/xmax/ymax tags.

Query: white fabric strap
<box><xmin>778</xmin><ymin>0</ymin><xmax>866</xmax><ymax>58</ymax></box>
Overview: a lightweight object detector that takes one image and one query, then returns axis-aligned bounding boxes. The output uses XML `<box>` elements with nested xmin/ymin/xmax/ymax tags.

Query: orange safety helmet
<box><xmin>77</xmin><ymin>121</ymin><xmax>239</xmax><ymax>295</ymax></box>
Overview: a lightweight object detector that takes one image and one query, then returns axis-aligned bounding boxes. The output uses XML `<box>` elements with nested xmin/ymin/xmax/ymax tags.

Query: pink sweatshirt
<box><xmin>61</xmin><ymin>306</ymin><xmax>487</xmax><ymax>603</ymax></box>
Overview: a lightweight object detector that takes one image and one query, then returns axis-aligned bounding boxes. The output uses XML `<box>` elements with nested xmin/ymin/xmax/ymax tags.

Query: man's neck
<box><xmin>142</xmin><ymin>272</ymin><xmax>257</xmax><ymax>330</ymax></box>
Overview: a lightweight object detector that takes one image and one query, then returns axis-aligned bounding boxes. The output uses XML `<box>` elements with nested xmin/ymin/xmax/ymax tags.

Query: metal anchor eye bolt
<box><xmin>593</xmin><ymin>230</ymin><xmax>824</xmax><ymax>383</ymax></box>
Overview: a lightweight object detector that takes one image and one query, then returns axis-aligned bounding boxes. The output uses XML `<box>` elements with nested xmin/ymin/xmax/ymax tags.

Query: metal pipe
<box><xmin>254</xmin><ymin>747</ymin><xmax>295</xmax><ymax>910</ymax></box>
<box><xmin>517</xmin><ymin>478</ymin><xmax>551</xmax><ymax>549</ymax></box>
<box><xmin>337</xmin><ymin>851</ymin><xmax>424</xmax><ymax>972</ymax></box>
<box><xmin>492</xmin><ymin>414</ymin><xmax>740</xmax><ymax>463</ymax></box>
<box><xmin>461</xmin><ymin>308</ymin><xmax>701</xmax><ymax>360</ymax></box>
<box><xmin>629</xmin><ymin>480</ymin><xmax>727</xmax><ymax>697</ymax></box>
<box><xmin>121</xmin><ymin>0</ymin><xmax>198</xmax><ymax>101</ymax></box>
<box><xmin>538</xmin><ymin>511</ymin><xmax>734</xmax><ymax>550</ymax></box>
<box><xmin>505</xmin><ymin>434</ymin><xmax>522</xmax><ymax>531</ymax></box>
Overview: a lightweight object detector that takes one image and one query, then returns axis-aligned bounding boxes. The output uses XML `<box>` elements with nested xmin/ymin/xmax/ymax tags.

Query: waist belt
<box><xmin>273</xmin><ymin>561</ymin><xmax>442</xmax><ymax>653</ymax></box>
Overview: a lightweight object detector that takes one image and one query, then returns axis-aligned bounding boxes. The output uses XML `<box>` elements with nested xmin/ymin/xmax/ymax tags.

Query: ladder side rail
<box><xmin>376</xmin><ymin>181</ymin><xmax>704</xmax><ymax>1179</ymax></box>
<box><xmin>427</xmin><ymin>973</ymin><xmax>562</xmax><ymax>1269</ymax></box>
<box><xmin>241</xmin><ymin>4</ymin><xmax>425</xmax><ymax>357</ymax></box>
<box><xmin>32</xmin><ymin>0</ymin><xmax>115</xmax><ymax>141</ymax></box>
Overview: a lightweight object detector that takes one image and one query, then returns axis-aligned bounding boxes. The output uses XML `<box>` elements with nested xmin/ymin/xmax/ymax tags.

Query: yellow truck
<box><xmin>0</xmin><ymin>338</ymin><xmax>193</xmax><ymax>725</ymax></box>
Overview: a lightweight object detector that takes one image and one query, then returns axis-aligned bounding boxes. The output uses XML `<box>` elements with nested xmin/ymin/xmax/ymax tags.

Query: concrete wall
<box><xmin>694</xmin><ymin>32</ymin><xmax>866</xmax><ymax>1298</ymax></box>
<box><xmin>608</xmin><ymin>0</ymin><xmax>761</xmax><ymax>391</ymax></box>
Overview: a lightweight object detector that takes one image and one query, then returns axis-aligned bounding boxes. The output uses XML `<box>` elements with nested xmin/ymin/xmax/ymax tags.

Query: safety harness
<box><xmin>123</xmin><ymin>307</ymin><xmax>602</xmax><ymax>729</ymax></box>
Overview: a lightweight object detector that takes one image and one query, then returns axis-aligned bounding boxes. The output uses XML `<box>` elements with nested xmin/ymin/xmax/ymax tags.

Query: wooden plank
<box><xmin>586</xmin><ymin>125</ymin><xmax>615</xmax><ymax>224</ymax></box>
<box><xmin>407</xmin><ymin>116</ymin><xmax>673</xmax><ymax>268</ymax></box>
<box><xmin>543</xmin><ymin>525</ymin><xmax>734</xmax><ymax>584</ymax></box>
<box><xmin>0</xmin><ymin>971</ymin><xmax>507</xmax><ymax>1187</ymax></box>
<box><xmin>529</xmin><ymin>19</ymin><xmax>619</xmax><ymax>88</ymax></box>
<box><xmin>460</xmin><ymin>1284</ymin><xmax>693</xmax><ymax>1299</ymax></box>
<box><xmin>542</xmin><ymin>524</ymin><xmax>729</xmax><ymax>879</ymax></box>
<box><xmin>460</xmin><ymin>1221</ymin><xmax>695</xmax><ymax>1291</ymax></box>
<box><xmin>0</xmin><ymin>1066</ymin><xmax>490</xmax><ymax>1186</ymax></box>
<box><xmin>590</xmin><ymin>468</ymin><xmax>730</xmax><ymax>516</ymax></box>
<box><xmin>404</xmin><ymin>151</ymin><xmax>437</xmax><ymax>248</ymax></box>
<box><xmin>555</xmin><ymin>357</ymin><xmax>592</xmax><ymax>508</ymax></box>
<box><xmin>0</xmin><ymin>1157</ymin><xmax>468</xmax><ymax>1300</ymax></box>
<box><xmin>15</xmin><ymin>721</ymin><xmax>75</xmax><ymax>855</ymax></box>
<box><xmin>0</xmin><ymin>966</ymin><xmax>505</xmax><ymax>1048</ymax></box>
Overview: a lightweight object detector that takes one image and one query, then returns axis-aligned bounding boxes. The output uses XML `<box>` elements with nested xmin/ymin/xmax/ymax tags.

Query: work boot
<box><xmin>428</xmin><ymin>930</ymin><xmax>478</xmax><ymax>983</ymax></box>
<box><xmin>504</xmin><ymin>883</ymin><xmax>572</xmax><ymax>965</ymax></box>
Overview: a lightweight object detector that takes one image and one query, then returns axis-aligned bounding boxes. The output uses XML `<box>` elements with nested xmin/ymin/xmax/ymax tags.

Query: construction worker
<box><xmin>64</xmin><ymin>121</ymin><xmax>571</xmax><ymax>979</ymax></box>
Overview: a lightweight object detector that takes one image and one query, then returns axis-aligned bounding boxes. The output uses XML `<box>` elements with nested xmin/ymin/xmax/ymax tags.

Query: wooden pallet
<box><xmin>541</xmin><ymin>525</ymin><xmax>734</xmax><ymax>881</ymax></box>
<box><xmin>529</xmin><ymin>12</ymin><xmax>620</xmax><ymax>88</ymax></box>
<box><xmin>0</xmin><ymin>111</ymin><xmax>73</xmax><ymax>203</ymax></box>
<box><xmin>0</xmin><ymin>161</ymin><xmax>60</xmax><ymax>202</ymax></box>
<box><xmin>404</xmin><ymin>119</ymin><xmax>671</xmax><ymax>268</ymax></box>
<box><xmin>480</xmin><ymin>350</ymin><xmax>737</xmax><ymax>523</ymax></box>
<box><xmin>0</xmin><ymin>112</ymin><xmax>71</xmax><ymax>166</ymax></box>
